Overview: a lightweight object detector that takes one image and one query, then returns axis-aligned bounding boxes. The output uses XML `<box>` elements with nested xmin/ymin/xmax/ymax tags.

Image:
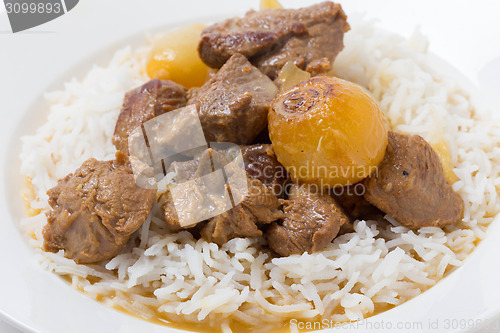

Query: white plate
<box><xmin>1</xmin><ymin>1</ymin><xmax>500</xmax><ymax>332</ymax></box>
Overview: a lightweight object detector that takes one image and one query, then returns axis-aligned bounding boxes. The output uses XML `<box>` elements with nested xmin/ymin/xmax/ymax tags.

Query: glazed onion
<box><xmin>268</xmin><ymin>76</ymin><xmax>388</xmax><ymax>188</ymax></box>
<box><xmin>146</xmin><ymin>24</ymin><xmax>211</xmax><ymax>88</ymax></box>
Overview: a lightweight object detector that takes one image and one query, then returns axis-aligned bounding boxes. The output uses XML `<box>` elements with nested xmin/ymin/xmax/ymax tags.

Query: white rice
<box><xmin>19</xmin><ymin>17</ymin><xmax>500</xmax><ymax>332</ymax></box>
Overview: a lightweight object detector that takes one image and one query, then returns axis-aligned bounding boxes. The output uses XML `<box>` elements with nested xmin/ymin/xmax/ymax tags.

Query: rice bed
<box><xmin>19</xmin><ymin>17</ymin><xmax>500</xmax><ymax>333</ymax></box>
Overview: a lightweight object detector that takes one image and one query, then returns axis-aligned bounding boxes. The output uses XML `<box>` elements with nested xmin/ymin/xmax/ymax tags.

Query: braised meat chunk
<box><xmin>267</xmin><ymin>185</ymin><xmax>348</xmax><ymax>256</ymax></box>
<box><xmin>113</xmin><ymin>79</ymin><xmax>187</xmax><ymax>154</ymax></box>
<box><xmin>198</xmin><ymin>1</ymin><xmax>350</xmax><ymax>79</ymax></box>
<box><xmin>158</xmin><ymin>148</ymin><xmax>284</xmax><ymax>241</ymax></box>
<box><xmin>158</xmin><ymin>190</ymin><xmax>184</xmax><ymax>233</ymax></box>
<box><xmin>201</xmin><ymin>177</ymin><xmax>284</xmax><ymax>245</ymax></box>
<box><xmin>43</xmin><ymin>153</ymin><xmax>156</xmax><ymax>264</ymax></box>
<box><xmin>188</xmin><ymin>53</ymin><xmax>278</xmax><ymax>144</ymax></box>
<box><xmin>241</xmin><ymin>144</ymin><xmax>288</xmax><ymax>197</ymax></box>
<box><xmin>364</xmin><ymin>131</ymin><xmax>464</xmax><ymax>229</ymax></box>
<box><xmin>201</xmin><ymin>205</ymin><xmax>261</xmax><ymax>244</ymax></box>
<box><xmin>331</xmin><ymin>185</ymin><xmax>384</xmax><ymax>235</ymax></box>
<box><xmin>332</xmin><ymin>184</ymin><xmax>384</xmax><ymax>222</ymax></box>
<box><xmin>158</xmin><ymin>189</ymin><xmax>207</xmax><ymax>237</ymax></box>
<box><xmin>157</xmin><ymin>144</ymin><xmax>288</xmax><ymax>228</ymax></box>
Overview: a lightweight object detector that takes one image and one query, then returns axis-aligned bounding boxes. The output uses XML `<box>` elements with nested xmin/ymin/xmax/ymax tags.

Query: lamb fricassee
<box><xmin>42</xmin><ymin>1</ymin><xmax>464</xmax><ymax>264</ymax></box>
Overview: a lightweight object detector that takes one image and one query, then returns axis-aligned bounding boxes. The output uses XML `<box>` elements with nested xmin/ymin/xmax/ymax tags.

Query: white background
<box><xmin>0</xmin><ymin>317</ymin><xmax>22</xmax><ymax>333</ymax></box>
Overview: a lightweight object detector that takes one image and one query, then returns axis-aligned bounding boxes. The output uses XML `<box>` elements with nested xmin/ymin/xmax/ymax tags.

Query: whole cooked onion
<box><xmin>268</xmin><ymin>76</ymin><xmax>388</xmax><ymax>188</ymax></box>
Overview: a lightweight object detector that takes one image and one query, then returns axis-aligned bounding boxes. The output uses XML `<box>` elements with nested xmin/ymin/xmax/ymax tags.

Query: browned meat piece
<box><xmin>201</xmin><ymin>177</ymin><xmax>284</xmax><ymax>245</ymax></box>
<box><xmin>42</xmin><ymin>153</ymin><xmax>155</xmax><ymax>264</ymax></box>
<box><xmin>157</xmin><ymin>155</ymin><xmax>206</xmax><ymax>232</ymax></box>
<box><xmin>241</xmin><ymin>144</ymin><xmax>288</xmax><ymax>197</ymax></box>
<box><xmin>188</xmin><ymin>53</ymin><xmax>278</xmax><ymax>144</ymax></box>
<box><xmin>363</xmin><ymin>131</ymin><xmax>464</xmax><ymax>229</ymax></box>
<box><xmin>267</xmin><ymin>185</ymin><xmax>348</xmax><ymax>256</ymax></box>
<box><xmin>158</xmin><ymin>148</ymin><xmax>284</xmax><ymax>239</ymax></box>
<box><xmin>162</xmin><ymin>144</ymin><xmax>288</xmax><ymax>195</ymax></box>
<box><xmin>198</xmin><ymin>2</ymin><xmax>350</xmax><ymax>79</ymax></box>
<box><xmin>331</xmin><ymin>184</ymin><xmax>384</xmax><ymax>235</ymax></box>
<box><xmin>238</xmin><ymin>177</ymin><xmax>285</xmax><ymax>224</ymax></box>
<box><xmin>158</xmin><ymin>190</ymin><xmax>183</xmax><ymax>233</ymax></box>
<box><xmin>332</xmin><ymin>184</ymin><xmax>384</xmax><ymax>222</ymax></box>
<box><xmin>158</xmin><ymin>151</ymin><xmax>222</xmax><ymax>232</ymax></box>
<box><xmin>158</xmin><ymin>155</ymin><xmax>208</xmax><ymax>234</ymax></box>
<box><xmin>201</xmin><ymin>205</ymin><xmax>261</xmax><ymax>245</ymax></box>
<box><xmin>112</xmin><ymin>79</ymin><xmax>187</xmax><ymax>154</ymax></box>
<box><xmin>158</xmin><ymin>189</ymin><xmax>208</xmax><ymax>235</ymax></box>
